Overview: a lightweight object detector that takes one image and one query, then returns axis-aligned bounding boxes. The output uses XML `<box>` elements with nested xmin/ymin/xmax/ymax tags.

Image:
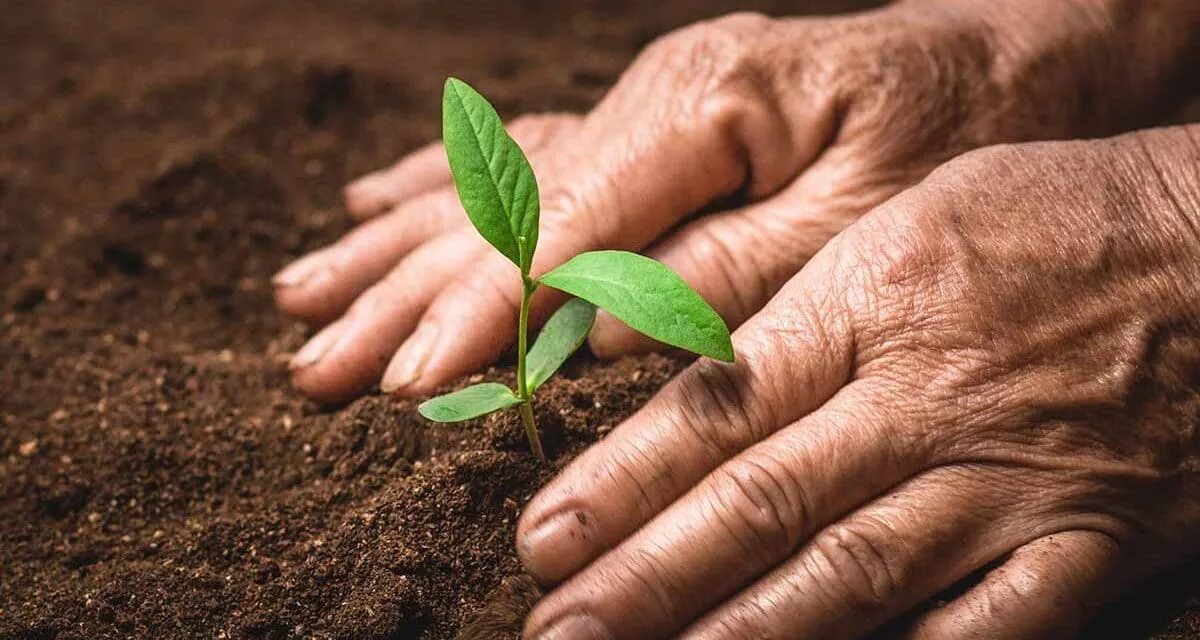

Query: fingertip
<box><xmin>273</xmin><ymin>248</ymin><xmax>351</xmax><ymax>321</ymax></box>
<box><xmin>290</xmin><ymin>359</ymin><xmax>365</xmax><ymax>406</ymax></box>
<box><xmin>289</xmin><ymin>315</ymin><xmax>393</xmax><ymax>404</ymax></box>
<box><xmin>290</xmin><ymin>350</ymin><xmax>366</xmax><ymax>406</ymax></box>
<box><xmin>380</xmin><ymin>323</ymin><xmax>442</xmax><ymax>397</ymax></box>
<box><xmin>516</xmin><ymin>501</ymin><xmax>599</xmax><ymax>585</ymax></box>
<box><xmin>272</xmin><ymin>251</ymin><xmax>327</xmax><ymax>289</ymax></box>
<box><xmin>273</xmin><ymin>271</ymin><xmax>344</xmax><ymax>326</ymax></box>
<box><xmin>291</xmin><ymin>357</ymin><xmax>384</xmax><ymax>406</ymax></box>
<box><xmin>290</xmin><ymin>372</ymin><xmax>360</xmax><ymax>406</ymax></box>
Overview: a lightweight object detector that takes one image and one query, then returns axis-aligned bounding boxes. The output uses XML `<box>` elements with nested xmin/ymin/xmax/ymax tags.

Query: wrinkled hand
<box><xmin>518</xmin><ymin>127</ymin><xmax>1200</xmax><ymax>639</ymax></box>
<box><xmin>275</xmin><ymin>1</ymin><xmax>1179</xmax><ymax>403</ymax></box>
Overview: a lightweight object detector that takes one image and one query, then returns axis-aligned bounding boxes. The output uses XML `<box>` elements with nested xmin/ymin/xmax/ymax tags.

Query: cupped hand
<box><xmin>518</xmin><ymin>127</ymin><xmax>1200</xmax><ymax>639</ymax></box>
<box><xmin>275</xmin><ymin>1</ymin><xmax>1174</xmax><ymax>403</ymax></box>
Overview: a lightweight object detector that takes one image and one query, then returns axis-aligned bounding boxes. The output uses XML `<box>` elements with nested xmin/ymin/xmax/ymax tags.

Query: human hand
<box><xmin>518</xmin><ymin>126</ymin><xmax>1200</xmax><ymax>639</ymax></box>
<box><xmin>276</xmin><ymin>0</ymin><xmax>1196</xmax><ymax>403</ymax></box>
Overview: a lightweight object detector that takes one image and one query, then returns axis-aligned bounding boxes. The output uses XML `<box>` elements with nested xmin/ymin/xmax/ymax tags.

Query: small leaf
<box><xmin>418</xmin><ymin>382</ymin><xmax>522</xmax><ymax>422</ymax></box>
<box><xmin>540</xmin><ymin>251</ymin><xmax>734</xmax><ymax>361</ymax></box>
<box><xmin>526</xmin><ymin>298</ymin><xmax>596</xmax><ymax>392</ymax></box>
<box><xmin>442</xmin><ymin>78</ymin><xmax>539</xmax><ymax>270</ymax></box>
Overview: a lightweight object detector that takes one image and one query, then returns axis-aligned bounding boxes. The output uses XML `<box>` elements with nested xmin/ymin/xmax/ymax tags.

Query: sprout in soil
<box><xmin>417</xmin><ymin>78</ymin><xmax>734</xmax><ymax>460</ymax></box>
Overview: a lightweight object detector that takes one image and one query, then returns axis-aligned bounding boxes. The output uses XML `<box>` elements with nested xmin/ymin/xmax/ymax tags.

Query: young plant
<box><xmin>418</xmin><ymin>78</ymin><xmax>734</xmax><ymax>460</ymax></box>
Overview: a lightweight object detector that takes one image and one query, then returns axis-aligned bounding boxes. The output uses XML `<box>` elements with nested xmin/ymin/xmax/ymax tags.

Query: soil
<box><xmin>0</xmin><ymin>1</ymin><xmax>1196</xmax><ymax>639</ymax></box>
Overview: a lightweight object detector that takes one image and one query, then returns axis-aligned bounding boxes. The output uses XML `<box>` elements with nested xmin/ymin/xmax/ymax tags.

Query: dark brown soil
<box><xmin>0</xmin><ymin>2</ymin><xmax>1196</xmax><ymax>639</ymax></box>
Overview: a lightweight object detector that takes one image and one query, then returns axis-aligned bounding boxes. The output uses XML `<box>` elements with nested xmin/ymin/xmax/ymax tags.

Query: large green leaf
<box><xmin>418</xmin><ymin>382</ymin><xmax>522</xmax><ymax>422</ymax></box>
<box><xmin>540</xmin><ymin>251</ymin><xmax>734</xmax><ymax>362</ymax></box>
<box><xmin>442</xmin><ymin>78</ymin><xmax>539</xmax><ymax>270</ymax></box>
<box><xmin>526</xmin><ymin>298</ymin><xmax>596</xmax><ymax>392</ymax></box>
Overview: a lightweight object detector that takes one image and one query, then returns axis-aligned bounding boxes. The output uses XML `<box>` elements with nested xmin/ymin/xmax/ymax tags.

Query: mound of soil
<box><xmin>0</xmin><ymin>2</ymin><xmax>1196</xmax><ymax>639</ymax></box>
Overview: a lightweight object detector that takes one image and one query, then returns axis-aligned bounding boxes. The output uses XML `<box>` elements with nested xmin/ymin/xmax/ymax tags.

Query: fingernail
<box><xmin>380</xmin><ymin>323</ymin><xmax>440</xmax><ymax>393</ymax></box>
<box><xmin>290</xmin><ymin>322</ymin><xmax>345</xmax><ymax>370</ymax></box>
<box><xmin>273</xmin><ymin>255</ymin><xmax>326</xmax><ymax>288</ymax></box>
<box><xmin>533</xmin><ymin>615</ymin><xmax>612</xmax><ymax>640</ymax></box>
<box><xmin>519</xmin><ymin>509</ymin><xmax>597</xmax><ymax>582</ymax></box>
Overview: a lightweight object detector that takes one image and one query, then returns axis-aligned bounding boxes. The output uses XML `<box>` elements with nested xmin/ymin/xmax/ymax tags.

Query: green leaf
<box><xmin>418</xmin><ymin>382</ymin><xmax>522</xmax><ymax>422</ymax></box>
<box><xmin>540</xmin><ymin>251</ymin><xmax>734</xmax><ymax>362</ymax></box>
<box><xmin>526</xmin><ymin>298</ymin><xmax>596</xmax><ymax>392</ymax></box>
<box><xmin>442</xmin><ymin>77</ymin><xmax>539</xmax><ymax>271</ymax></box>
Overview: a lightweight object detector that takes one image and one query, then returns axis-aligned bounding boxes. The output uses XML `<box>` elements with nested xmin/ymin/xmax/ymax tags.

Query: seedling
<box><xmin>418</xmin><ymin>78</ymin><xmax>734</xmax><ymax>460</ymax></box>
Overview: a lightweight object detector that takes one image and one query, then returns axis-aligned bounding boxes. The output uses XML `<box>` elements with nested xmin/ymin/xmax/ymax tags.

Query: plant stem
<box><xmin>519</xmin><ymin>399</ymin><xmax>544</xmax><ymax>462</ymax></box>
<box><xmin>515</xmin><ymin>273</ymin><xmax>545</xmax><ymax>461</ymax></box>
<box><xmin>516</xmin><ymin>276</ymin><xmax>532</xmax><ymax>401</ymax></box>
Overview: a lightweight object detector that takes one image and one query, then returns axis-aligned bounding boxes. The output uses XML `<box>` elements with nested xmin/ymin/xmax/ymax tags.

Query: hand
<box><xmin>517</xmin><ymin>127</ymin><xmax>1200</xmax><ymax>639</ymax></box>
<box><xmin>274</xmin><ymin>0</ymin><xmax>1193</xmax><ymax>403</ymax></box>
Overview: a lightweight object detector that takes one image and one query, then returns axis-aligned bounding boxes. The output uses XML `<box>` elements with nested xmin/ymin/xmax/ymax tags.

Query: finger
<box><xmin>273</xmin><ymin>188</ymin><xmax>465</xmax><ymax>324</ymax></box>
<box><xmin>289</xmin><ymin>232</ymin><xmax>475</xmax><ymax>403</ymax></box>
<box><xmin>589</xmin><ymin>181</ymin><xmax>855</xmax><ymax>358</ymax></box>
<box><xmin>377</xmin><ymin>226</ymin><xmax>574</xmax><ymax>396</ymax></box>
<box><xmin>342</xmin><ymin>139</ymin><xmax>453</xmax><ymax>220</ymax></box>
<box><xmin>377</xmin><ymin>38</ymin><xmax>838</xmax><ymax>396</ymax></box>
<box><xmin>677</xmin><ymin>467</ymin><xmax>1028</xmax><ymax>640</ymax></box>
<box><xmin>589</xmin><ymin>156</ymin><xmax>904</xmax><ymax>358</ymax></box>
<box><xmin>522</xmin><ymin>381</ymin><xmax>931</xmax><ymax>640</ymax></box>
<box><xmin>905</xmin><ymin>531</ymin><xmax>1121</xmax><ymax>640</ymax></box>
<box><xmin>343</xmin><ymin>113</ymin><xmax>580</xmax><ymax>219</ymax></box>
<box><xmin>515</xmin><ymin>258</ymin><xmax>856</xmax><ymax>583</ymax></box>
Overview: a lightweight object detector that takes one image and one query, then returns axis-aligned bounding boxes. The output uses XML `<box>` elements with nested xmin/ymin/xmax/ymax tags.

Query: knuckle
<box><xmin>620</xmin><ymin>546</ymin><xmax>684</xmax><ymax>621</ymax></box>
<box><xmin>537</xmin><ymin>192</ymin><xmax>604</xmax><ymax>248</ymax></box>
<box><xmin>989</xmin><ymin>562</ymin><xmax>1043</xmax><ymax>608</ymax></box>
<box><xmin>382</xmin><ymin>189</ymin><xmax>461</xmax><ymax>232</ymax></box>
<box><xmin>679</xmin><ymin>225</ymin><xmax>745</xmax><ymax>311</ymax></box>
<box><xmin>473</xmin><ymin>268</ymin><xmax>522</xmax><ymax>316</ymax></box>
<box><xmin>925</xmin><ymin>143</ymin><xmax>1021</xmax><ymax>190</ymax></box>
<box><xmin>621</xmin><ymin>12</ymin><xmax>797</xmax><ymax>193</ymax></box>
<box><xmin>707</xmin><ymin>11</ymin><xmax>774</xmax><ymax>32</ymax></box>
<box><xmin>651</xmin><ymin>11</ymin><xmax>770</xmax><ymax>61</ymax></box>
<box><xmin>669</xmin><ymin>356</ymin><xmax>770</xmax><ymax>456</ymax></box>
<box><xmin>710</xmin><ymin>455</ymin><xmax>809</xmax><ymax>563</ymax></box>
<box><xmin>806</xmin><ymin>519</ymin><xmax>904</xmax><ymax>612</ymax></box>
<box><xmin>506</xmin><ymin>113</ymin><xmax>551</xmax><ymax>135</ymax></box>
<box><xmin>710</xmin><ymin>598</ymin><xmax>775</xmax><ymax>640</ymax></box>
<box><xmin>685</xmin><ymin>222</ymin><xmax>776</xmax><ymax>320</ymax></box>
<box><xmin>430</xmin><ymin>257</ymin><xmax>519</xmax><ymax>323</ymax></box>
<box><xmin>347</xmin><ymin>268</ymin><xmax>412</xmax><ymax>319</ymax></box>
<box><xmin>600</xmin><ymin>434</ymin><xmax>672</xmax><ymax>518</ymax></box>
<box><xmin>506</xmin><ymin>113</ymin><xmax>575</xmax><ymax>149</ymax></box>
<box><xmin>830</xmin><ymin>19</ymin><xmax>993</xmax><ymax>158</ymax></box>
<box><xmin>844</xmin><ymin>196</ymin><xmax>969</xmax><ymax>357</ymax></box>
<box><xmin>855</xmin><ymin>203</ymin><xmax>949</xmax><ymax>297</ymax></box>
<box><xmin>648</xmin><ymin>12</ymin><xmax>775</xmax><ymax>111</ymax></box>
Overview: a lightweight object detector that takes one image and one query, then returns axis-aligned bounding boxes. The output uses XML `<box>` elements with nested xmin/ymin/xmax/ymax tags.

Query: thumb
<box><xmin>540</xmin><ymin>12</ymin><xmax>836</xmax><ymax>246</ymax></box>
<box><xmin>589</xmin><ymin>159</ymin><xmax>883</xmax><ymax>358</ymax></box>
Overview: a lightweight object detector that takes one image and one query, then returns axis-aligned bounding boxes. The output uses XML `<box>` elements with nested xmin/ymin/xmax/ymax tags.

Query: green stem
<box><xmin>516</xmin><ymin>275</ymin><xmax>532</xmax><ymax>401</ymax></box>
<box><xmin>514</xmin><ymin>242</ymin><xmax>544</xmax><ymax>460</ymax></box>
<box><xmin>519</xmin><ymin>400</ymin><xmax>544</xmax><ymax>462</ymax></box>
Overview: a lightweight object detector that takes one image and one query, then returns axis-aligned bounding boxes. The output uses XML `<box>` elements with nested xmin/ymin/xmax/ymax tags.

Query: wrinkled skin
<box><xmin>275</xmin><ymin>0</ymin><xmax>1188</xmax><ymax>403</ymax></box>
<box><xmin>518</xmin><ymin>127</ymin><xmax>1200</xmax><ymax>639</ymax></box>
<box><xmin>273</xmin><ymin>0</ymin><xmax>1200</xmax><ymax>637</ymax></box>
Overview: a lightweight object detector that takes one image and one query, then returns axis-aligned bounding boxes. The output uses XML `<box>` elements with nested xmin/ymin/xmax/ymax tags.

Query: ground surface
<box><xmin>0</xmin><ymin>1</ymin><xmax>1197</xmax><ymax>639</ymax></box>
